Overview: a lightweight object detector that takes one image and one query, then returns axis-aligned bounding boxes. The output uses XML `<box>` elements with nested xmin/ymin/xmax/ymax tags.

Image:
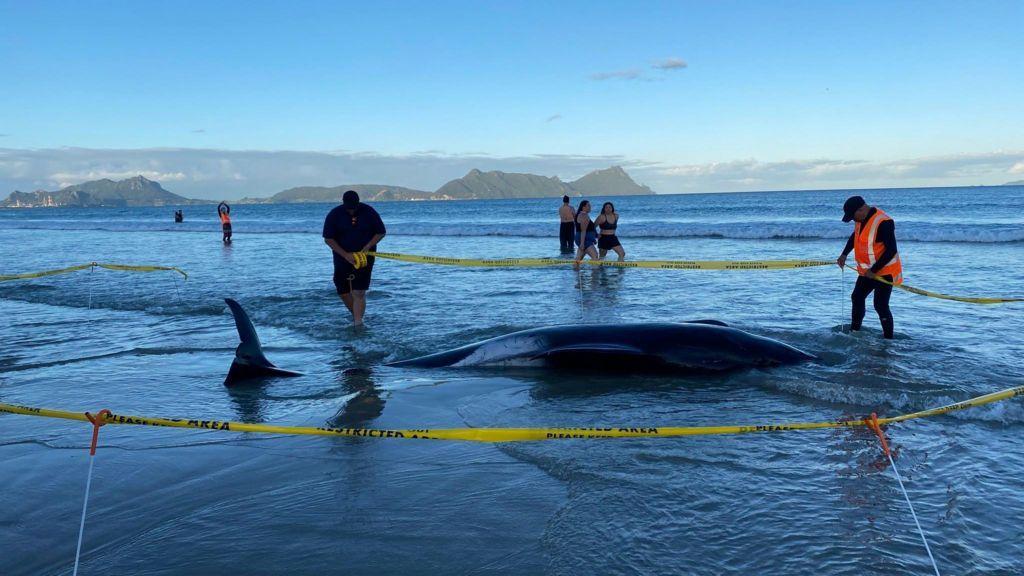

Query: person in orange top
<box><xmin>836</xmin><ymin>196</ymin><xmax>902</xmax><ymax>339</ymax></box>
<box><xmin>217</xmin><ymin>201</ymin><xmax>232</xmax><ymax>244</ymax></box>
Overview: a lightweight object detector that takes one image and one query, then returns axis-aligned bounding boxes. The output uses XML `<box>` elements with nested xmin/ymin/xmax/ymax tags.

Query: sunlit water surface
<box><xmin>1</xmin><ymin>187</ymin><xmax>1022</xmax><ymax>575</ymax></box>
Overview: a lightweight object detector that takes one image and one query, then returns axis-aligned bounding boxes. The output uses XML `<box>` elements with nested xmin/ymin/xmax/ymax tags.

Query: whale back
<box><xmin>387</xmin><ymin>321</ymin><xmax>813</xmax><ymax>371</ymax></box>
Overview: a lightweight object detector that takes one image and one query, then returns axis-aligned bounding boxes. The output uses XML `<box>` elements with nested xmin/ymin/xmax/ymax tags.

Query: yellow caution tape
<box><xmin>363</xmin><ymin>253</ymin><xmax>1021</xmax><ymax>303</ymax></box>
<box><xmin>1</xmin><ymin>386</ymin><xmax>1019</xmax><ymax>443</ymax></box>
<box><xmin>367</xmin><ymin>251</ymin><xmax>832</xmax><ymax>271</ymax></box>
<box><xmin>845</xmin><ymin>266</ymin><xmax>1022</xmax><ymax>305</ymax></box>
<box><xmin>0</xmin><ymin>262</ymin><xmax>188</xmax><ymax>282</ymax></box>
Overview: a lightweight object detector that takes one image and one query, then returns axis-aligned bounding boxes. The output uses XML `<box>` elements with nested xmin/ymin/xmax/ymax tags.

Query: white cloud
<box><xmin>2</xmin><ymin>147</ymin><xmax>1022</xmax><ymax>199</ymax></box>
<box><xmin>50</xmin><ymin>170</ymin><xmax>188</xmax><ymax>188</ymax></box>
<box><xmin>0</xmin><ymin>147</ymin><xmax>634</xmax><ymax>200</ymax></box>
<box><xmin>645</xmin><ymin>151</ymin><xmax>1024</xmax><ymax>192</ymax></box>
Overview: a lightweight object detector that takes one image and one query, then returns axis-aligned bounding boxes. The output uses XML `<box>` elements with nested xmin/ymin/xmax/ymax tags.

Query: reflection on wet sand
<box><xmin>328</xmin><ymin>367</ymin><xmax>385</xmax><ymax>427</ymax></box>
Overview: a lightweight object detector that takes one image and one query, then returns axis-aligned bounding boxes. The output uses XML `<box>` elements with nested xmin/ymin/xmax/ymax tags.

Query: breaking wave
<box><xmin>2</xmin><ymin>219</ymin><xmax>1021</xmax><ymax>243</ymax></box>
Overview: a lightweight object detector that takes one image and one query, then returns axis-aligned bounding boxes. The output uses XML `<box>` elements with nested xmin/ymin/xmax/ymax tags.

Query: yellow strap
<box><xmin>367</xmin><ymin>251</ymin><xmax>832</xmax><ymax>271</ymax></box>
<box><xmin>0</xmin><ymin>262</ymin><xmax>188</xmax><ymax>282</ymax></box>
<box><xmin>1</xmin><ymin>386</ymin><xmax>1019</xmax><ymax>443</ymax></box>
<box><xmin>0</xmin><ymin>263</ymin><xmax>94</xmax><ymax>281</ymax></box>
<box><xmin>846</xmin><ymin>266</ymin><xmax>1022</xmax><ymax>304</ymax></box>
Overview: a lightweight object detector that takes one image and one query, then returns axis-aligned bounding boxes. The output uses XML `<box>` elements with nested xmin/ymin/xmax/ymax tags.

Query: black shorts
<box><xmin>222</xmin><ymin>223</ymin><xmax>232</xmax><ymax>234</ymax></box>
<box><xmin>598</xmin><ymin>234</ymin><xmax>621</xmax><ymax>250</ymax></box>
<box><xmin>333</xmin><ymin>256</ymin><xmax>374</xmax><ymax>295</ymax></box>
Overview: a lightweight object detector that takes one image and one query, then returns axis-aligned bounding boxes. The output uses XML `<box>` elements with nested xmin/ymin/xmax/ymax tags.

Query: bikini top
<box><xmin>599</xmin><ymin>215</ymin><xmax>618</xmax><ymax>231</ymax></box>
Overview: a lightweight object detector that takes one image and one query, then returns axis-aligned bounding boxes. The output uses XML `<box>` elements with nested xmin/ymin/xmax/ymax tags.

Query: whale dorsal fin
<box><xmin>685</xmin><ymin>319</ymin><xmax>729</xmax><ymax>327</ymax></box>
<box><xmin>223</xmin><ymin>299</ymin><xmax>303</xmax><ymax>386</ymax></box>
<box><xmin>225</xmin><ymin>298</ymin><xmax>273</xmax><ymax>367</ymax></box>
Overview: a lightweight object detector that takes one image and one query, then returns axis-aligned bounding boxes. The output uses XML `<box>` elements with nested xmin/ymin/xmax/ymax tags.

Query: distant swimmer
<box><xmin>837</xmin><ymin>195</ymin><xmax>903</xmax><ymax>339</ymax></box>
<box><xmin>217</xmin><ymin>201</ymin><xmax>232</xmax><ymax>243</ymax></box>
<box><xmin>323</xmin><ymin>190</ymin><xmax>387</xmax><ymax>326</ymax></box>
<box><xmin>573</xmin><ymin>200</ymin><xmax>599</xmax><ymax>267</ymax></box>
<box><xmin>595</xmin><ymin>202</ymin><xmax>625</xmax><ymax>261</ymax></box>
<box><xmin>174</xmin><ymin>209</ymin><xmax>183</xmax><ymax>223</ymax></box>
<box><xmin>558</xmin><ymin>195</ymin><xmax>576</xmax><ymax>253</ymax></box>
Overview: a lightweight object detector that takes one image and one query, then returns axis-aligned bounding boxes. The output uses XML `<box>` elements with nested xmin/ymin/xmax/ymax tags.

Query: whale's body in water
<box><xmin>386</xmin><ymin>321</ymin><xmax>814</xmax><ymax>372</ymax></box>
<box><xmin>222</xmin><ymin>300</ymin><xmax>813</xmax><ymax>384</ymax></box>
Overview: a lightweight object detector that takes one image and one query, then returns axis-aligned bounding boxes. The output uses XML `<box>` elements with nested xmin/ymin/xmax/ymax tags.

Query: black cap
<box><xmin>343</xmin><ymin>190</ymin><xmax>360</xmax><ymax>209</ymax></box>
<box><xmin>842</xmin><ymin>195</ymin><xmax>865</xmax><ymax>222</ymax></box>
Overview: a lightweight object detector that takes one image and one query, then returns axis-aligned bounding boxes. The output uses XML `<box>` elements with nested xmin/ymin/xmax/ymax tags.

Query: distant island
<box><xmin>1</xmin><ymin>166</ymin><xmax>654</xmax><ymax>208</ymax></box>
<box><xmin>0</xmin><ymin>176</ymin><xmax>207</xmax><ymax>208</ymax></box>
<box><xmin>241</xmin><ymin>165</ymin><xmax>653</xmax><ymax>204</ymax></box>
<box><xmin>1005</xmin><ymin>180</ymin><xmax>1024</xmax><ymax>186</ymax></box>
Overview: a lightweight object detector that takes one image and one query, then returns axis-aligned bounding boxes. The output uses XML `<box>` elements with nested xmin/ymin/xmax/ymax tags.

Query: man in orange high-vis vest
<box><xmin>836</xmin><ymin>196</ymin><xmax>903</xmax><ymax>339</ymax></box>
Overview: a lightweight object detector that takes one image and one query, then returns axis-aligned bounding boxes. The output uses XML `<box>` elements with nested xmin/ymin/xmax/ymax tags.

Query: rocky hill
<box><xmin>435</xmin><ymin>169</ymin><xmax>573</xmax><ymax>199</ymax></box>
<box><xmin>1</xmin><ymin>166</ymin><xmax>656</xmax><ymax>207</ymax></box>
<box><xmin>0</xmin><ymin>176</ymin><xmax>201</xmax><ymax>207</ymax></box>
<box><xmin>247</xmin><ymin>184</ymin><xmax>434</xmax><ymax>204</ymax></box>
<box><xmin>430</xmin><ymin>165</ymin><xmax>653</xmax><ymax>200</ymax></box>
<box><xmin>570</xmin><ymin>166</ymin><xmax>653</xmax><ymax>196</ymax></box>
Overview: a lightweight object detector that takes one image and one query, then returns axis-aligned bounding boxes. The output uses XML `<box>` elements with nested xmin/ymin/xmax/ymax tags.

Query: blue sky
<box><xmin>2</xmin><ymin>0</ymin><xmax>1023</xmax><ymax>198</ymax></box>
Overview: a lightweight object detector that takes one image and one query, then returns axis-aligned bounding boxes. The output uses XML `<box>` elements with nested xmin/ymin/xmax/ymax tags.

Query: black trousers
<box><xmin>559</xmin><ymin>222</ymin><xmax>575</xmax><ymax>252</ymax></box>
<box><xmin>851</xmin><ymin>274</ymin><xmax>894</xmax><ymax>339</ymax></box>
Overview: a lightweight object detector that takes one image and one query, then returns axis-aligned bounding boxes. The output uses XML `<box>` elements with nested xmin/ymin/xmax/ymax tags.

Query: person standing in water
<box><xmin>323</xmin><ymin>190</ymin><xmax>387</xmax><ymax>326</ymax></box>
<box><xmin>217</xmin><ymin>202</ymin><xmax>232</xmax><ymax>243</ymax></box>
<box><xmin>836</xmin><ymin>195</ymin><xmax>903</xmax><ymax>339</ymax></box>
<box><xmin>174</xmin><ymin>209</ymin><xmax>183</xmax><ymax>223</ymax></box>
<box><xmin>558</xmin><ymin>195</ymin><xmax>576</xmax><ymax>253</ymax></box>
<box><xmin>573</xmin><ymin>200</ymin><xmax>599</xmax><ymax>267</ymax></box>
<box><xmin>594</xmin><ymin>202</ymin><xmax>625</xmax><ymax>261</ymax></box>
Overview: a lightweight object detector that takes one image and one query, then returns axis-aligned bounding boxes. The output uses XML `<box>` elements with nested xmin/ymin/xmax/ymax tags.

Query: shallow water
<box><xmin>1</xmin><ymin>187</ymin><xmax>1022</xmax><ymax>575</ymax></box>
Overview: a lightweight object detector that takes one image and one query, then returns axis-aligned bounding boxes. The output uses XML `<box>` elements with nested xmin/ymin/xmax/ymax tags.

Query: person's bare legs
<box><xmin>338</xmin><ymin>292</ymin><xmax>367</xmax><ymax>325</ymax></box>
<box><xmin>337</xmin><ymin>291</ymin><xmax>366</xmax><ymax>323</ymax></box>
<box><xmin>351</xmin><ymin>290</ymin><xmax>367</xmax><ymax>325</ymax></box>
<box><xmin>598</xmin><ymin>248</ymin><xmax>608</xmax><ymax>260</ymax></box>
<box><xmin>339</xmin><ymin>293</ymin><xmax>355</xmax><ymax>314</ymax></box>
<box><xmin>612</xmin><ymin>245</ymin><xmax>625</xmax><ymax>261</ymax></box>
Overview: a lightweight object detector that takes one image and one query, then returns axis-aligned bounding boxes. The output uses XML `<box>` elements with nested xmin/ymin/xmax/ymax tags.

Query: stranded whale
<box><xmin>222</xmin><ymin>301</ymin><xmax>813</xmax><ymax>384</ymax></box>
<box><xmin>224</xmin><ymin>298</ymin><xmax>303</xmax><ymax>385</ymax></box>
<box><xmin>386</xmin><ymin>321</ymin><xmax>814</xmax><ymax>372</ymax></box>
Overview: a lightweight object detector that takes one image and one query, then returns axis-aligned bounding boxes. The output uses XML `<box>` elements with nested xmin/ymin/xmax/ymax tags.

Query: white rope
<box><xmin>840</xmin><ymin>266</ymin><xmax>846</xmax><ymax>331</ymax></box>
<box><xmin>72</xmin><ymin>454</ymin><xmax>97</xmax><ymax>576</ymax></box>
<box><xmin>87</xmin><ymin>265</ymin><xmax>94</xmax><ymax>309</ymax></box>
<box><xmin>885</xmin><ymin>451</ymin><xmax>941</xmax><ymax>576</ymax></box>
<box><xmin>170</xmin><ymin>273</ymin><xmax>183</xmax><ymax>304</ymax></box>
<box><xmin>577</xmin><ymin>267</ymin><xmax>584</xmax><ymax>319</ymax></box>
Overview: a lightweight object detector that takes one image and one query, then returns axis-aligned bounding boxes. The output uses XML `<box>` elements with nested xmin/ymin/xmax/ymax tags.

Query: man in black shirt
<box><xmin>323</xmin><ymin>191</ymin><xmax>387</xmax><ymax>325</ymax></box>
<box><xmin>836</xmin><ymin>196</ymin><xmax>901</xmax><ymax>339</ymax></box>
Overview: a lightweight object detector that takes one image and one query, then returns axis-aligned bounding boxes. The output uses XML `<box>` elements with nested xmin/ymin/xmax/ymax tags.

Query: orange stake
<box><xmin>84</xmin><ymin>409</ymin><xmax>111</xmax><ymax>456</ymax></box>
<box><xmin>864</xmin><ymin>412</ymin><xmax>891</xmax><ymax>457</ymax></box>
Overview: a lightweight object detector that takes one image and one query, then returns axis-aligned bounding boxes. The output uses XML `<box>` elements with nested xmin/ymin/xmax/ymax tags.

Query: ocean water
<box><xmin>1</xmin><ymin>185</ymin><xmax>1022</xmax><ymax>575</ymax></box>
